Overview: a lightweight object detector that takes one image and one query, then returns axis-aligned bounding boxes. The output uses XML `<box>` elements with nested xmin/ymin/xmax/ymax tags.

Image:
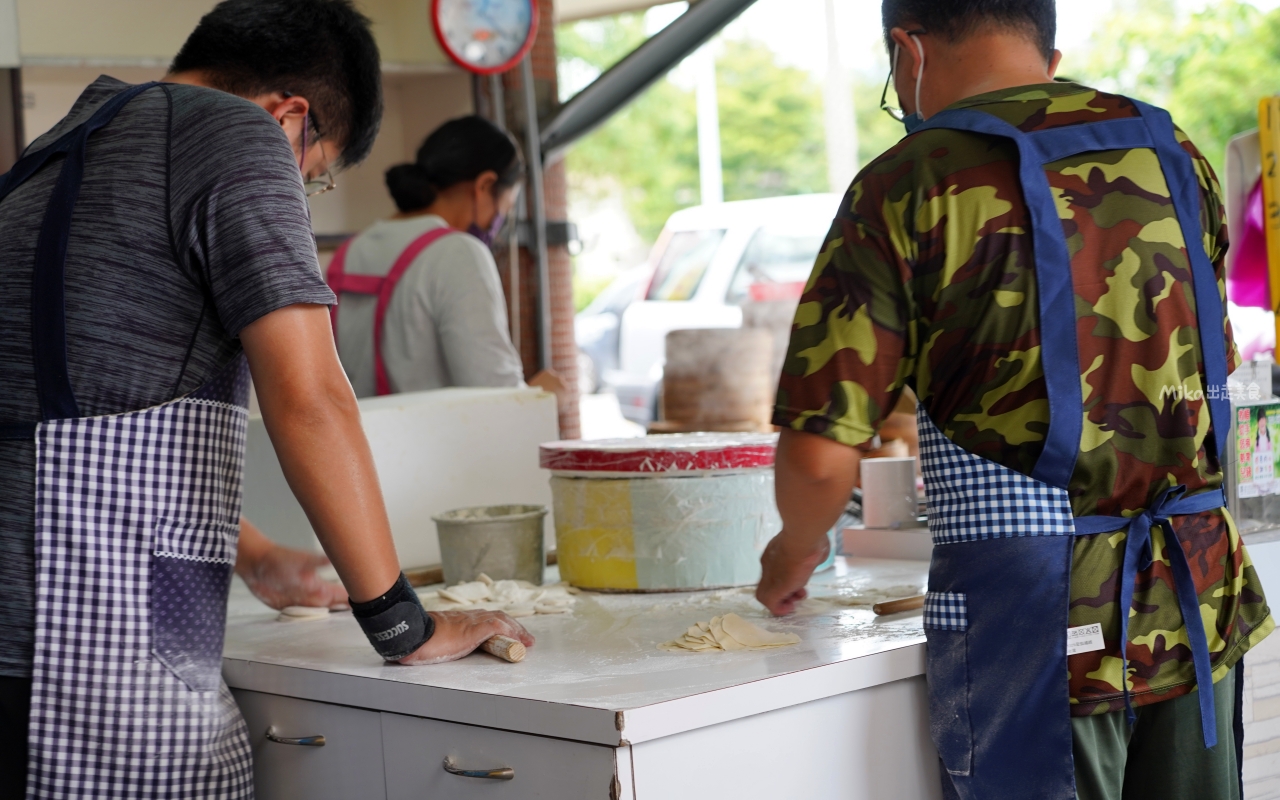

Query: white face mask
<box><xmin>894</xmin><ymin>33</ymin><xmax>927</xmax><ymax>133</ymax></box>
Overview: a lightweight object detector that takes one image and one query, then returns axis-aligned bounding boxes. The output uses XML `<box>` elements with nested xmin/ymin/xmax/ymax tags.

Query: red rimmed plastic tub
<box><xmin>540</xmin><ymin>434</ymin><xmax>780</xmax><ymax>591</ymax></box>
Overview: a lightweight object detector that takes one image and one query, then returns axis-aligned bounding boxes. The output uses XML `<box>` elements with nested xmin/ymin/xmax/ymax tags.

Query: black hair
<box><xmin>385</xmin><ymin>115</ymin><xmax>524</xmax><ymax>213</ymax></box>
<box><xmin>170</xmin><ymin>0</ymin><xmax>383</xmax><ymax>168</ymax></box>
<box><xmin>882</xmin><ymin>0</ymin><xmax>1056</xmax><ymax>61</ymax></box>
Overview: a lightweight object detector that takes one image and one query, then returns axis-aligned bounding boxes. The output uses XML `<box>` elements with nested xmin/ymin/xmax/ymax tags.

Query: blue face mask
<box><xmin>903</xmin><ymin>112</ymin><xmax>925</xmax><ymax>134</ymax></box>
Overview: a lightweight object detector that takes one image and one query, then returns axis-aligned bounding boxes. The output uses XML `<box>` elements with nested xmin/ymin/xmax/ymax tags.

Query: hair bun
<box><xmin>385</xmin><ymin>163</ymin><xmax>437</xmax><ymax>213</ymax></box>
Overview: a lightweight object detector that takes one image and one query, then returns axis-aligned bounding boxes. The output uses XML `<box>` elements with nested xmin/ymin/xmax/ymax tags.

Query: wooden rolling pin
<box><xmin>873</xmin><ymin>594</ymin><xmax>926</xmax><ymax>616</ymax></box>
<box><xmin>481</xmin><ymin>635</ymin><xmax>526</xmax><ymax>663</ymax></box>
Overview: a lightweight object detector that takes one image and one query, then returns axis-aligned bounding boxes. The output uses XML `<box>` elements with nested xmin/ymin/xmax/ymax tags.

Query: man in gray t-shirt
<box><xmin>0</xmin><ymin>2</ymin><xmax>530</xmax><ymax>794</ymax></box>
<box><xmin>0</xmin><ymin>74</ymin><xmax>337</xmax><ymax>679</ymax></box>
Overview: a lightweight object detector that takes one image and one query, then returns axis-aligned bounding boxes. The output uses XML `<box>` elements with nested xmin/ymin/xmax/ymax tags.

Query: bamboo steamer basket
<box><xmin>659</xmin><ymin>328</ymin><xmax>774</xmax><ymax>429</ymax></box>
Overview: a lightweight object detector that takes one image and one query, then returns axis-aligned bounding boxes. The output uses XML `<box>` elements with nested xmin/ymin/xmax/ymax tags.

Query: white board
<box><xmin>242</xmin><ymin>387</ymin><xmax>559</xmax><ymax>569</ymax></box>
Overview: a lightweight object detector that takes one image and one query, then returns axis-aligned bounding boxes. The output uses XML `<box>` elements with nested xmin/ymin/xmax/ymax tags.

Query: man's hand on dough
<box><xmin>397</xmin><ymin>610</ymin><xmax>535</xmax><ymax>666</ymax></box>
<box><xmin>240</xmin><ymin>544</ymin><xmax>349</xmax><ymax>611</ymax></box>
<box><xmin>756</xmin><ymin>532</ymin><xmax>830</xmax><ymax>616</ymax></box>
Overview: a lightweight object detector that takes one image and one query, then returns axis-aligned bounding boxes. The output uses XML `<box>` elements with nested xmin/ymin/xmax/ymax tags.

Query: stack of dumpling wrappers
<box><xmin>417</xmin><ymin>573</ymin><xmax>577</xmax><ymax>618</ymax></box>
<box><xmin>659</xmin><ymin>613</ymin><xmax>801</xmax><ymax>652</ymax></box>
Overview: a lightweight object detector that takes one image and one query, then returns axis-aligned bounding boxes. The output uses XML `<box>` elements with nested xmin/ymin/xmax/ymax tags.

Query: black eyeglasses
<box><xmin>879</xmin><ymin>29</ymin><xmax>927</xmax><ymax>122</ymax></box>
<box><xmin>304</xmin><ymin>142</ymin><xmax>337</xmax><ymax>197</ymax></box>
<box><xmin>303</xmin><ymin>113</ymin><xmax>337</xmax><ymax>197</ymax></box>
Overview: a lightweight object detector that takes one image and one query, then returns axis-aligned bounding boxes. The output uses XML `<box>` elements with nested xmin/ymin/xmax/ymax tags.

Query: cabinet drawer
<box><xmin>233</xmin><ymin>690</ymin><xmax>386</xmax><ymax>800</ymax></box>
<box><xmin>382</xmin><ymin>711</ymin><xmax>618</xmax><ymax>800</ymax></box>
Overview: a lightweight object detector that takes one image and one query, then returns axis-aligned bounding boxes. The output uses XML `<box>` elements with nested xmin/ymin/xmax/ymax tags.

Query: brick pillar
<box><xmin>494</xmin><ymin>0</ymin><xmax>580</xmax><ymax>439</ymax></box>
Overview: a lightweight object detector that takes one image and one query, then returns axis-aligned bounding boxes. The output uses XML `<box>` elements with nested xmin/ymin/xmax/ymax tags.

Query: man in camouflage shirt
<box><xmin>756</xmin><ymin>1</ymin><xmax>1273</xmax><ymax>798</ymax></box>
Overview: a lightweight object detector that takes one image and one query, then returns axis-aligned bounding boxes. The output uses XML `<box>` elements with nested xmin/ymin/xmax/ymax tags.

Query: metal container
<box><xmin>433</xmin><ymin>505</ymin><xmax>547</xmax><ymax>586</ymax></box>
<box><xmin>861</xmin><ymin>457</ymin><xmax>921</xmax><ymax>530</ymax></box>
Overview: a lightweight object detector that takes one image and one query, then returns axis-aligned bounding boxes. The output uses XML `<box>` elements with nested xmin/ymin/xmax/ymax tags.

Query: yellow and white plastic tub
<box><xmin>540</xmin><ymin>434</ymin><xmax>782</xmax><ymax>591</ymax></box>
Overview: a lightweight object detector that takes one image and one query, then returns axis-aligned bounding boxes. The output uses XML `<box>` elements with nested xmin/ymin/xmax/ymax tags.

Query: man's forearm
<box><xmin>259</xmin><ymin>381</ymin><xmax>399</xmax><ymax>602</ymax></box>
<box><xmin>241</xmin><ymin>305</ymin><xmax>401</xmax><ymax>604</ymax></box>
<box><xmin>756</xmin><ymin>429</ymin><xmax>862</xmax><ymax>615</ymax></box>
<box><xmin>235</xmin><ymin>517</ymin><xmax>273</xmax><ymax>577</ymax></box>
<box><xmin>775</xmin><ymin>428</ymin><xmax>862</xmax><ymax>544</ymax></box>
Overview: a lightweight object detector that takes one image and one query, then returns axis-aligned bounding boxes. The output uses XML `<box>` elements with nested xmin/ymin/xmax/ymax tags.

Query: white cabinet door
<box><xmin>629</xmin><ymin>676</ymin><xmax>941</xmax><ymax>800</ymax></box>
<box><xmin>382</xmin><ymin>711</ymin><xmax>619</xmax><ymax>800</ymax></box>
<box><xmin>233</xmin><ymin>690</ymin><xmax>387</xmax><ymax>800</ymax></box>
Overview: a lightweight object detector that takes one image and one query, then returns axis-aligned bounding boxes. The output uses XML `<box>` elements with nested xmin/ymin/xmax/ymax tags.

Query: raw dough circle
<box><xmin>280</xmin><ymin>605</ymin><xmax>330</xmax><ymax>618</ymax></box>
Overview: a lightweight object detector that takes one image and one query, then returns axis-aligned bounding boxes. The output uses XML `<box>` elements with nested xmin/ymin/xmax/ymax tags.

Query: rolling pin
<box><xmin>873</xmin><ymin>594</ymin><xmax>926</xmax><ymax>616</ymax></box>
<box><xmin>481</xmin><ymin>635</ymin><xmax>526</xmax><ymax>663</ymax></box>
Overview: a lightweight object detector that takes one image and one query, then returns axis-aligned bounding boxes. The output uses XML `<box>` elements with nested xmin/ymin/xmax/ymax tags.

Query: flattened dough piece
<box><xmin>719</xmin><ymin>613</ymin><xmax>800</xmax><ymax>648</ymax></box>
<box><xmin>710</xmin><ymin>616</ymin><xmax>745</xmax><ymax>651</ymax></box>
<box><xmin>658</xmin><ymin>613</ymin><xmax>800</xmax><ymax>652</ymax></box>
<box><xmin>439</xmin><ymin>581</ymin><xmax>492</xmax><ymax>604</ymax></box>
<box><xmin>277</xmin><ymin>605</ymin><xmax>330</xmax><ymax>622</ymax></box>
<box><xmin>280</xmin><ymin>605</ymin><xmax>329</xmax><ymax>618</ymax></box>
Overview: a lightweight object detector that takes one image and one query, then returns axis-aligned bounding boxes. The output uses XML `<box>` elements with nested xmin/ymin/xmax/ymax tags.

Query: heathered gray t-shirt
<box><xmin>0</xmin><ymin>76</ymin><xmax>336</xmax><ymax>677</ymax></box>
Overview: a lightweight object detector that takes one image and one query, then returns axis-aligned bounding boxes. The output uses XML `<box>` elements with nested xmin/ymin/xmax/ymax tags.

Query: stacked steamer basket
<box><xmin>540</xmin><ymin>434</ymin><xmax>781</xmax><ymax>591</ymax></box>
<box><xmin>650</xmin><ymin>328</ymin><xmax>776</xmax><ymax>434</ymax></box>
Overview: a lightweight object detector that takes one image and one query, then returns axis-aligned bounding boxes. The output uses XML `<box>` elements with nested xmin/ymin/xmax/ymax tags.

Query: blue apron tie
<box><xmin>1076</xmin><ymin>486</ymin><xmax>1226</xmax><ymax>748</ymax></box>
<box><xmin>0</xmin><ymin>81</ymin><xmax>160</xmax><ymax>437</ymax></box>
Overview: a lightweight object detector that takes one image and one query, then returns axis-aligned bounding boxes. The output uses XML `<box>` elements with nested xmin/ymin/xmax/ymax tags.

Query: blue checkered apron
<box><xmin>912</xmin><ymin>101</ymin><xmax>1235</xmax><ymax>800</ymax></box>
<box><xmin>0</xmin><ymin>83</ymin><xmax>253</xmax><ymax>798</ymax></box>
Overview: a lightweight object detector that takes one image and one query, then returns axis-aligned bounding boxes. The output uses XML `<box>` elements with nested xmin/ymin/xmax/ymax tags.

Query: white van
<box><xmin>605</xmin><ymin>193</ymin><xmax>840</xmax><ymax>423</ymax></box>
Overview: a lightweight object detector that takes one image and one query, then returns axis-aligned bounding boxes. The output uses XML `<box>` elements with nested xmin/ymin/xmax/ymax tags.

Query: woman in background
<box><xmin>329</xmin><ymin>115</ymin><xmax>558</xmax><ymax>396</ymax></box>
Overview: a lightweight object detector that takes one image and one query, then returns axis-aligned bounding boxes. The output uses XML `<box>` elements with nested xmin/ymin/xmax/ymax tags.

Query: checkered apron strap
<box><xmin>28</xmin><ymin>355</ymin><xmax>254</xmax><ymax>799</ymax></box>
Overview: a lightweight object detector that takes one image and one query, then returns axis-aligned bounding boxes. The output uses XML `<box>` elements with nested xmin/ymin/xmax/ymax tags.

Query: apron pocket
<box><xmin>924</xmin><ymin>591</ymin><xmax>973</xmax><ymax>777</ymax></box>
<box><xmin>151</xmin><ymin>519</ymin><xmax>237</xmax><ymax>692</ymax></box>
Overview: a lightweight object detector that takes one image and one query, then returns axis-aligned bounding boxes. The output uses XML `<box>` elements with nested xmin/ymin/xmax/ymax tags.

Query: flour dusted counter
<box><xmin>222</xmin><ymin>559</ymin><xmax>940</xmax><ymax>800</ymax></box>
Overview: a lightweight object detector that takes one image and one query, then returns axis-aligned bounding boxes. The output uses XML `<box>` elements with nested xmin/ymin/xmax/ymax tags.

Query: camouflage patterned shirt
<box><xmin>775</xmin><ymin>83</ymin><xmax>1274</xmax><ymax>715</ymax></box>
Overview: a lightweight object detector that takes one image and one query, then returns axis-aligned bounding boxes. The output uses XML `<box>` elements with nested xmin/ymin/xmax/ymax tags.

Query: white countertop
<box><xmin>223</xmin><ymin>558</ymin><xmax>928</xmax><ymax>746</ymax></box>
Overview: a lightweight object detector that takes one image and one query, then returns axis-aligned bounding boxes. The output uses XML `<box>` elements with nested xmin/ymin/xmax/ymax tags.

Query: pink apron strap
<box><xmin>371</xmin><ymin>227</ymin><xmax>456</xmax><ymax>395</ymax></box>
<box><xmin>325</xmin><ymin>226</ymin><xmax>457</xmax><ymax>396</ymax></box>
<box><xmin>325</xmin><ymin>238</ymin><xmax>354</xmax><ymax>341</ymax></box>
<box><xmin>327</xmin><ymin>243</ymin><xmax>391</xmax><ymax>331</ymax></box>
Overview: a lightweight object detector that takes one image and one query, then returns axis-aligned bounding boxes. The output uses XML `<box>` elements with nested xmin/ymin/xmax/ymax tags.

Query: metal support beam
<box><xmin>0</xmin><ymin>0</ymin><xmax>20</xmax><ymax>171</ymax></box>
<box><xmin>0</xmin><ymin>69</ymin><xmax>22</xmax><ymax>172</ymax></box>
<box><xmin>520</xmin><ymin>55</ymin><xmax>553</xmax><ymax>372</ymax></box>
<box><xmin>539</xmin><ymin>0</ymin><xmax>757</xmax><ymax>160</ymax></box>
<box><xmin>489</xmin><ymin>73</ymin><xmax>506</xmax><ymax>130</ymax></box>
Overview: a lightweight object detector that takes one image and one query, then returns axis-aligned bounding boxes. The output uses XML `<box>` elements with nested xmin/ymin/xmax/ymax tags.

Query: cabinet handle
<box><xmin>265</xmin><ymin>726</ymin><xmax>326</xmax><ymax>747</ymax></box>
<box><xmin>443</xmin><ymin>757</ymin><xmax>514</xmax><ymax>781</ymax></box>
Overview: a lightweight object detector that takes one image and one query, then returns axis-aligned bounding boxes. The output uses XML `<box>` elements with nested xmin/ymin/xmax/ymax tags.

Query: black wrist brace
<box><xmin>350</xmin><ymin>573</ymin><xmax>434</xmax><ymax>661</ymax></box>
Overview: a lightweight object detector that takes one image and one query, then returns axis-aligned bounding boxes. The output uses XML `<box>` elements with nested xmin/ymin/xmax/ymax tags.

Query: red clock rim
<box><xmin>430</xmin><ymin>0</ymin><xmax>540</xmax><ymax>77</ymax></box>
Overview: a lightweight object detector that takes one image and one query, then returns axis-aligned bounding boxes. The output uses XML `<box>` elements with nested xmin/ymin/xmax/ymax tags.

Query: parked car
<box><xmin>575</xmin><ymin>267</ymin><xmax>651</xmax><ymax>395</ymax></box>
<box><xmin>605</xmin><ymin>193</ymin><xmax>840</xmax><ymax>424</ymax></box>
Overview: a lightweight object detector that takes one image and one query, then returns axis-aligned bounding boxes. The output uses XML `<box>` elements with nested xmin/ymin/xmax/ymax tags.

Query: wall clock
<box><xmin>431</xmin><ymin>0</ymin><xmax>539</xmax><ymax>76</ymax></box>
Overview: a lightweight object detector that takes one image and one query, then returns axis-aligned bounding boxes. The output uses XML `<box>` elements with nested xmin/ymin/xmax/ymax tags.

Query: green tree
<box><xmin>558</xmin><ymin>12</ymin><xmax>699</xmax><ymax>241</ymax></box>
<box><xmin>717</xmin><ymin>39</ymin><xmax>827</xmax><ymax>201</ymax></box>
<box><xmin>555</xmin><ymin>11</ymin><xmax>653</xmax><ymax>99</ymax></box>
<box><xmin>557</xmin><ymin>18</ymin><xmax>831</xmax><ymax>242</ymax></box>
<box><xmin>1066</xmin><ymin>0</ymin><xmax>1280</xmax><ymax>177</ymax></box>
<box><xmin>855</xmin><ymin>72</ymin><xmax>908</xmax><ymax>172</ymax></box>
